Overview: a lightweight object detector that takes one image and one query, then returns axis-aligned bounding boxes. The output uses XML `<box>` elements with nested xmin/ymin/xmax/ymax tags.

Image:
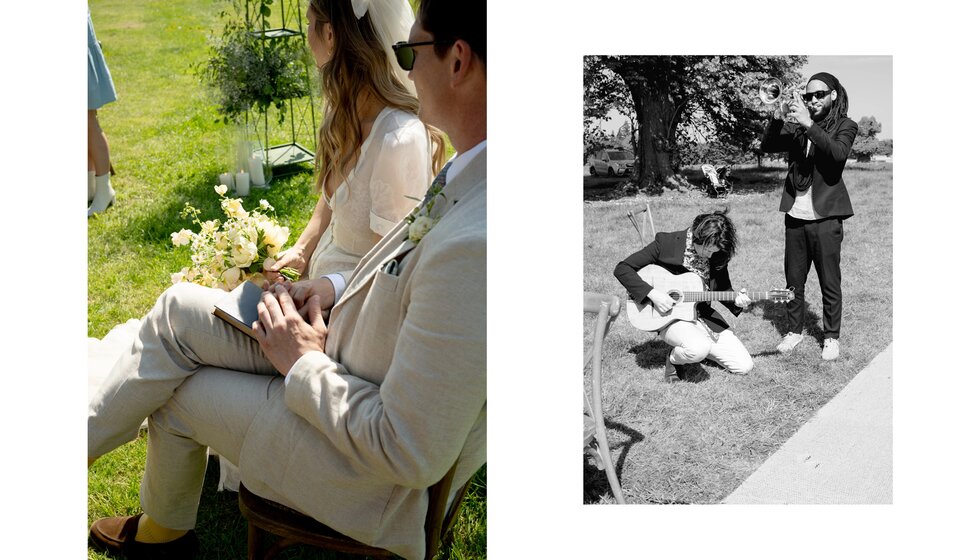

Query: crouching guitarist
<box><xmin>613</xmin><ymin>209</ymin><xmax>754</xmax><ymax>380</ymax></box>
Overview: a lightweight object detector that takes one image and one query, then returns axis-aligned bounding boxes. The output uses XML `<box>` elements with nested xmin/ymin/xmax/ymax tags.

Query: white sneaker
<box><xmin>822</xmin><ymin>338</ymin><xmax>840</xmax><ymax>361</ymax></box>
<box><xmin>776</xmin><ymin>332</ymin><xmax>804</xmax><ymax>353</ymax></box>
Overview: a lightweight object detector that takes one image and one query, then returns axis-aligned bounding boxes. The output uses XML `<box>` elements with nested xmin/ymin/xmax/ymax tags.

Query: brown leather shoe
<box><xmin>89</xmin><ymin>514</ymin><xmax>199</xmax><ymax>558</ymax></box>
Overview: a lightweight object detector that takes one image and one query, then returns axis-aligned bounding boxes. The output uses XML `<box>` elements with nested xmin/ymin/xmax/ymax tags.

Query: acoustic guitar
<box><xmin>625</xmin><ymin>264</ymin><xmax>794</xmax><ymax>332</ymax></box>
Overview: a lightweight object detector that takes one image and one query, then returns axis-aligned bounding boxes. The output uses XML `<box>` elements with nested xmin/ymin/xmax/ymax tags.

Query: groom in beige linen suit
<box><xmin>88</xmin><ymin>1</ymin><xmax>486</xmax><ymax>558</ymax></box>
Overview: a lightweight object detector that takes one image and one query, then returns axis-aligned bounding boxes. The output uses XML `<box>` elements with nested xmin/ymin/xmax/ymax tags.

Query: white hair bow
<box><xmin>351</xmin><ymin>0</ymin><xmax>369</xmax><ymax>19</ymax></box>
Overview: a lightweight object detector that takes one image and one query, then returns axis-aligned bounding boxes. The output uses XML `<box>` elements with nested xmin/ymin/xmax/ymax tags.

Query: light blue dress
<box><xmin>88</xmin><ymin>10</ymin><xmax>116</xmax><ymax>110</ymax></box>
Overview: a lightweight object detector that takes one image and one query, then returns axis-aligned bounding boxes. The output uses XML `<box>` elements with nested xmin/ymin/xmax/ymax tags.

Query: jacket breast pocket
<box><xmin>373</xmin><ymin>266</ymin><xmax>400</xmax><ymax>293</ymax></box>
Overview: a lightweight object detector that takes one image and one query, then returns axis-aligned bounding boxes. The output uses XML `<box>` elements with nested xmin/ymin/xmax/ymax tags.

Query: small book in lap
<box><xmin>213</xmin><ymin>281</ymin><xmax>263</xmax><ymax>341</ymax></box>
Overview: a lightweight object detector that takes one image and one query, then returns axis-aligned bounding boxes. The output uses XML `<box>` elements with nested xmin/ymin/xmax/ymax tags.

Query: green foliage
<box><xmin>199</xmin><ymin>0</ymin><xmax>313</xmax><ymax>124</ymax></box>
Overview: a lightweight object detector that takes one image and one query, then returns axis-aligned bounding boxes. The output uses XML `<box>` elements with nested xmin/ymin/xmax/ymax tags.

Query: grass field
<box><xmin>583</xmin><ymin>162</ymin><xmax>892</xmax><ymax>504</ymax></box>
<box><xmin>87</xmin><ymin>1</ymin><xmax>485</xmax><ymax>558</ymax></box>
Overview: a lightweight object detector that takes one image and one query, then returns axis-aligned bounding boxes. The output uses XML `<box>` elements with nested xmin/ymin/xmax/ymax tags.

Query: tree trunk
<box><xmin>624</xmin><ymin>78</ymin><xmax>680</xmax><ymax>192</ymax></box>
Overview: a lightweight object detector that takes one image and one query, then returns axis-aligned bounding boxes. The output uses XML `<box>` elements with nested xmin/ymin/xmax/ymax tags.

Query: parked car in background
<box><xmin>589</xmin><ymin>149</ymin><xmax>635</xmax><ymax>177</ymax></box>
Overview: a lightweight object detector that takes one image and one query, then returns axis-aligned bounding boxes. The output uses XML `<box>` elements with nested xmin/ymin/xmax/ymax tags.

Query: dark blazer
<box><xmin>760</xmin><ymin>116</ymin><xmax>857</xmax><ymax>219</ymax></box>
<box><xmin>613</xmin><ymin>230</ymin><xmax>741</xmax><ymax>333</ymax></box>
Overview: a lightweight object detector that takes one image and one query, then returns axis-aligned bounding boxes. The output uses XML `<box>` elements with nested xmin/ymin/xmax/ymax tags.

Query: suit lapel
<box><xmin>333</xmin><ymin>149</ymin><xmax>487</xmax><ymax>311</ymax></box>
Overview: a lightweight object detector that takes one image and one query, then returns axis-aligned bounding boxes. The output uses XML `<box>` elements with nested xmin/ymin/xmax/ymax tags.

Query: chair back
<box><xmin>583</xmin><ymin>292</ymin><xmax>626</xmax><ymax>504</ymax></box>
<box><xmin>425</xmin><ymin>459</ymin><xmax>481</xmax><ymax>558</ymax></box>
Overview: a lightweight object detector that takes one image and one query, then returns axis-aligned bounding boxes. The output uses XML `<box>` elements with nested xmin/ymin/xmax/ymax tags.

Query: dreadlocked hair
<box><xmin>691</xmin><ymin>208</ymin><xmax>738</xmax><ymax>269</ymax></box>
<box><xmin>812</xmin><ymin>78</ymin><xmax>849</xmax><ymax>131</ymax></box>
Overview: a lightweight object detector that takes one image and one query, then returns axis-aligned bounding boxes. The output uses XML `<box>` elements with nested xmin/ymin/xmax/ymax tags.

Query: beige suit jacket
<box><xmin>238</xmin><ymin>149</ymin><xmax>487</xmax><ymax>560</ymax></box>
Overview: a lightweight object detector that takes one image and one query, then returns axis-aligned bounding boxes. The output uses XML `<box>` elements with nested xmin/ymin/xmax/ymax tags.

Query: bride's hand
<box><xmin>286</xmin><ymin>278</ymin><xmax>336</xmax><ymax>318</ymax></box>
<box><xmin>263</xmin><ymin>248</ymin><xmax>307</xmax><ymax>284</ymax></box>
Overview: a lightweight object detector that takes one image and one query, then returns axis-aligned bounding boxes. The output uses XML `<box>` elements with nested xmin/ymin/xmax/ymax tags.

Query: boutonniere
<box><xmin>404</xmin><ymin>183</ymin><xmax>448</xmax><ymax>244</ymax></box>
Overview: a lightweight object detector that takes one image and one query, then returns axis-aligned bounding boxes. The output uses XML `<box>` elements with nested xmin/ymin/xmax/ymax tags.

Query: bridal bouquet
<box><xmin>170</xmin><ymin>184</ymin><xmax>299</xmax><ymax>290</ymax></box>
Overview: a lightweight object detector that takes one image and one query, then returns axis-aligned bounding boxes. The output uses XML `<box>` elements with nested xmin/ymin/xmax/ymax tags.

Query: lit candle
<box><xmin>248</xmin><ymin>155</ymin><xmax>266</xmax><ymax>186</ymax></box>
<box><xmin>235</xmin><ymin>170</ymin><xmax>250</xmax><ymax>197</ymax></box>
<box><xmin>219</xmin><ymin>172</ymin><xmax>233</xmax><ymax>190</ymax></box>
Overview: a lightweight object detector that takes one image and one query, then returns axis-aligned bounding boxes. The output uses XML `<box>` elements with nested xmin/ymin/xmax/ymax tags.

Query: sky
<box><xmin>598</xmin><ymin>55</ymin><xmax>893</xmax><ymax>140</ymax></box>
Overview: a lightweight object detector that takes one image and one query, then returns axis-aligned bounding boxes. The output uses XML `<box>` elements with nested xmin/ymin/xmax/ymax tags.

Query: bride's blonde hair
<box><xmin>308</xmin><ymin>0</ymin><xmax>446</xmax><ymax>193</ymax></box>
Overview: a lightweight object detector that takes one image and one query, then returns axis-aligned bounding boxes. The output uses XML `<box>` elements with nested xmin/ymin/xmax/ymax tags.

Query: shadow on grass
<box><xmin>762</xmin><ymin>298</ymin><xmax>826</xmax><ymax>344</ymax></box>
<box><xmin>193</xmin><ymin>455</ymin><xmax>477</xmax><ymax>559</ymax></box>
<box><xmin>128</xmin><ymin>165</ymin><xmax>316</xmax><ymax>247</ymax></box>
<box><xmin>627</xmin><ymin>339</ymin><xmax>717</xmax><ymax>384</ymax></box>
<box><xmin>583</xmin><ymin>419</ymin><xmax>646</xmax><ymax>504</ymax></box>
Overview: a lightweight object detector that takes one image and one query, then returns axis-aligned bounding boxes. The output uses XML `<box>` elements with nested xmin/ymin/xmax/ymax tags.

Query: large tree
<box><xmin>851</xmin><ymin>116</ymin><xmax>883</xmax><ymax>162</ymax></box>
<box><xmin>586</xmin><ymin>55</ymin><xmax>806</xmax><ymax>192</ymax></box>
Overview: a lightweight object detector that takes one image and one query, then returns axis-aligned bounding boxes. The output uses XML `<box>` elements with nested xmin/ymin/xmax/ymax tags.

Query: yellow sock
<box><xmin>135</xmin><ymin>514</ymin><xmax>187</xmax><ymax>543</ymax></box>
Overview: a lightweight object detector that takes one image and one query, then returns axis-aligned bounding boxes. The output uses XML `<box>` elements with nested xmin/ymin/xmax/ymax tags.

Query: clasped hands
<box><xmin>647</xmin><ymin>288</ymin><xmax>752</xmax><ymax>314</ymax></box>
<box><xmin>253</xmin><ymin>281</ymin><xmax>333</xmax><ymax>376</ymax></box>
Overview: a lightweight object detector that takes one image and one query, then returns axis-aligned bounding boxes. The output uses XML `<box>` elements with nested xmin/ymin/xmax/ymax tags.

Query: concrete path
<box><xmin>723</xmin><ymin>343</ymin><xmax>893</xmax><ymax>504</ymax></box>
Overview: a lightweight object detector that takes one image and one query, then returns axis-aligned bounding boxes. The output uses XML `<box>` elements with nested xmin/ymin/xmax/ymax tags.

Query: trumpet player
<box><xmin>760</xmin><ymin>72</ymin><xmax>857</xmax><ymax>361</ymax></box>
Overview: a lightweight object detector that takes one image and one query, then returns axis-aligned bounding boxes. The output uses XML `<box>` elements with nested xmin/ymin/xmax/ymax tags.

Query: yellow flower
<box><xmin>221</xmin><ymin>198</ymin><xmax>248</xmax><ymax>219</ymax></box>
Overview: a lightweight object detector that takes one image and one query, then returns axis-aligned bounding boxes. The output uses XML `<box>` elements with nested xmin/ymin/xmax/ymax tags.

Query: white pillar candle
<box><xmin>248</xmin><ymin>156</ymin><xmax>266</xmax><ymax>186</ymax></box>
<box><xmin>219</xmin><ymin>172</ymin><xmax>234</xmax><ymax>189</ymax></box>
<box><xmin>235</xmin><ymin>170</ymin><xmax>250</xmax><ymax>197</ymax></box>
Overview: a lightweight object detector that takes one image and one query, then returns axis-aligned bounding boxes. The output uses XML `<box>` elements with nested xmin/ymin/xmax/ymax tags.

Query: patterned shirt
<box><xmin>682</xmin><ymin>228</ymin><xmax>710</xmax><ymax>282</ymax></box>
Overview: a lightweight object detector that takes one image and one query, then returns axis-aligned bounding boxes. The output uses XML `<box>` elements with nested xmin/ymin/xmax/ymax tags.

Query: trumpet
<box><xmin>758</xmin><ymin>78</ymin><xmax>805</xmax><ymax>120</ymax></box>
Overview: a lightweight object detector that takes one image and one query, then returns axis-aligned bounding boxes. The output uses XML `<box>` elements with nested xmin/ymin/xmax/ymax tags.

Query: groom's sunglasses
<box><xmin>391</xmin><ymin>40</ymin><xmax>451</xmax><ymax>71</ymax></box>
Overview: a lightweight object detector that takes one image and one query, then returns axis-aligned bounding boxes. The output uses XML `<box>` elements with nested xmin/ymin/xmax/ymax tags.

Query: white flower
<box><xmin>259</xmin><ymin>199</ymin><xmax>273</xmax><ymax>211</ymax></box>
<box><xmin>214</xmin><ymin>184</ymin><xmax>228</xmax><ymax>196</ymax></box>
<box><xmin>408</xmin><ymin>216</ymin><xmax>436</xmax><ymax>244</ymax></box>
<box><xmin>171</xmin><ymin>229</ymin><xmax>193</xmax><ymax>247</ymax></box>
<box><xmin>221</xmin><ymin>267</ymin><xmax>243</xmax><ymax>290</ymax></box>
<box><xmin>170</xmin><ymin>267</ymin><xmax>189</xmax><ymax>284</ymax></box>
<box><xmin>232</xmin><ymin>240</ymin><xmax>258</xmax><ymax>267</ymax></box>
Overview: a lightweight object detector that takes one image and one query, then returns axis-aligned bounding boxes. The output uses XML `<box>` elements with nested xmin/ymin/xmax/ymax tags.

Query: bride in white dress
<box><xmin>265</xmin><ymin>0</ymin><xmax>446</xmax><ymax>302</ymax></box>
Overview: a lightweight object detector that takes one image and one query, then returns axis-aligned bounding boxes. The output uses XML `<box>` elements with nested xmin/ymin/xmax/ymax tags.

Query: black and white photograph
<box><xmin>583</xmin><ymin>55</ymin><xmax>893</xmax><ymax>505</ymax></box>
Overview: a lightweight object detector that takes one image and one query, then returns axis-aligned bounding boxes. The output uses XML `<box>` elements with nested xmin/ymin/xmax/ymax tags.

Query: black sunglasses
<box><xmin>391</xmin><ymin>40</ymin><xmax>450</xmax><ymax>71</ymax></box>
<box><xmin>802</xmin><ymin>90</ymin><xmax>832</xmax><ymax>102</ymax></box>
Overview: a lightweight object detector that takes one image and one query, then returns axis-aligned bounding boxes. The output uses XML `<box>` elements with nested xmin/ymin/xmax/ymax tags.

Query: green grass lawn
<box><xmin>583</xmin><ymin>162</ymin><xmax>892</xmax><ymax>503</ymax></box>
<box><xmin>87</xmin><ymin>1</ymin><xmax>484</xmax><ymax>558</ymax></box>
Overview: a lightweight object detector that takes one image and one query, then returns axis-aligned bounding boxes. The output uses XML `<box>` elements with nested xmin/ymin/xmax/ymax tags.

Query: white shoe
<box><xmin>88</xmin><ymin>173</ymin><xmax>115</xmax><ymax>217</ymax></box>
<box><xmin>776</xmin><ymin>332</ymin><xmax>804</xmax><ymax>353</ymax></box>
<box><xmin>88</xmin><ymin>171</ymin><xmax>96</xmax><ymax>203</ymax></box>
<box><xmin>822</xmin><ymin>338</ymin><xmax>840</xmax><ymax>361</ymax></box>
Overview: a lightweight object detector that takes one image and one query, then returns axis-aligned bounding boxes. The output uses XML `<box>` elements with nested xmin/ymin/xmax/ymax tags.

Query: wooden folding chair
<box><xmin>584</xmin><ymin>292</ymin><xmax>626</xmax><ymax>504</ymax></box>
<box><xmin>239</xmin><ymin>459</ymin><xmax>480</xmax><ymax>559</ymax></box>
<box><xmin>626</xmin><ymin>202</ymin><xmax>656</xmax><ymax>245</ymax></box>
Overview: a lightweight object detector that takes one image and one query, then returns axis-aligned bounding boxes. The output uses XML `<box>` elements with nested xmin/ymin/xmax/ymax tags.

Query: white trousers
<box><xmin>660</xmin><ymin>319</ymin><xmax>754</xmax><ymax>375</ymax></box>
<box><xmin>89</xmin><ymin>282</ymin><xmax>286</xmax><ymax>529</ymax></box>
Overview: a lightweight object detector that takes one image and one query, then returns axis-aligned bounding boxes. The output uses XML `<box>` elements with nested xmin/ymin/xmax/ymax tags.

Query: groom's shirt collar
<box><xmin>446</xmin><ymin>139</ymin><xmax>487</xmax><ymax>185</ymax></box>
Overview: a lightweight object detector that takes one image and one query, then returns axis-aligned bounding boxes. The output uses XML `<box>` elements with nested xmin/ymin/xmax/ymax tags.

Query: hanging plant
<box><xmin>199</xmin><ymin>0</ymin><xmax>312</xmax><ymax>124</ymax></box>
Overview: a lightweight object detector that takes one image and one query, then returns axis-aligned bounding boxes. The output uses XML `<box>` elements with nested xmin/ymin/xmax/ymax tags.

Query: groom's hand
<box><xmin>254</xmin><ymin>284</ymin><xmax>328</xmax><ymax>376</ymax></box>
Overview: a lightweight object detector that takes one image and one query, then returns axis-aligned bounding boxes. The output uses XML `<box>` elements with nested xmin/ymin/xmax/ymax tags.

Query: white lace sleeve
<box><xmin>368</xmin><ymin>119</ymin><xmax>432</xmax><ymax>236</ymax></box>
